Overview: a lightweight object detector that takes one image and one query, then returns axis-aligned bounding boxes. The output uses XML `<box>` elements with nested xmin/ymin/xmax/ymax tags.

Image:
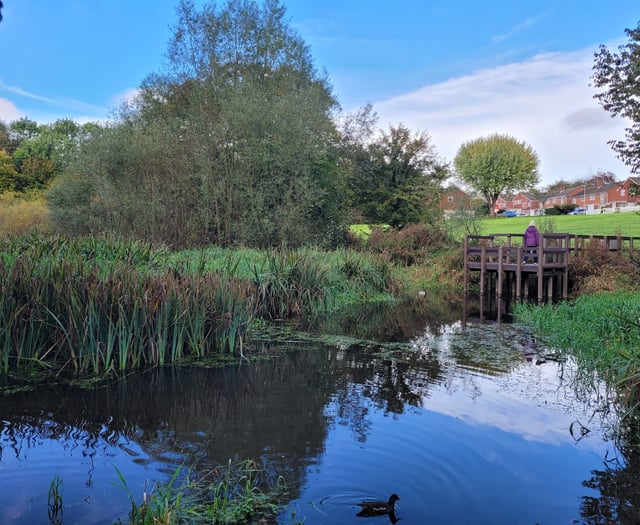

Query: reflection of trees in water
<box><xmin>0</xmin><ymin>352</ymin><xmax>338</xmax><ymax>494</ymax></box>
<box><xmin>580</xmin><ymin>420</ymin><xmax>640</xmax><ymax>524</ymax></box>
<box><xmin>327</xmin><ymin>344</ymin><xmax>444</xmax><ymax>441</ymax></box>
<box><xmin>305</xmin><ymin>296</ymin><xmax>460</xmax><ymax>341</ymax></box>
<box><xmin>0</xmin><ymin>339</ymin><xmax>447</xmax><ymax>490</ymax></box>
<box><xmin>4</xmin><ymin>314</ymin><xmax>636</xmax><ymax>521</ymax></box>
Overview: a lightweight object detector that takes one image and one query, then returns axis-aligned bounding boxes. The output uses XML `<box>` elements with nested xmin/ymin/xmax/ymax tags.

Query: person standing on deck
<box><xmin>523</xmin><ymin>220</ymin><xmax>539</xmax><ymax>263</ymax></box>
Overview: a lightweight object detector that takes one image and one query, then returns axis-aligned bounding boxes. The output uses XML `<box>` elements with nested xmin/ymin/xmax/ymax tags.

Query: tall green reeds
<box><xmin>0</xmin><ymin>235</ymin><xmax>409</xmax><ymax>380</ymax></box>
<box><xmin>249</xmin><ymin>247</ymin><xmax>331</xmax><ymax>319</ymax></box>
<box><xmin>0</xmin><ymin>235</ymin><xmax>251</xmax><ymax>378</ymax></box>
<box><xmin>515</xmin><ymin>292</ymin><xmax>640</xmax><ymax>415</ymax></box>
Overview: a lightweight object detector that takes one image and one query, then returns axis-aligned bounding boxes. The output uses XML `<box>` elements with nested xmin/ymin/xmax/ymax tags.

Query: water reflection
<box><xmin>0</xmin><ymin>301</ymin><xmax>631</xmax><ymax>524</ymax></box>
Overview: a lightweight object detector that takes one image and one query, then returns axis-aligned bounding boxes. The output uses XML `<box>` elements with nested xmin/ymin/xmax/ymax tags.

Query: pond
<box><xmin>0</xmin><ymin>301</ymin><xmax>636</xmax><ymax>524</ymax></box>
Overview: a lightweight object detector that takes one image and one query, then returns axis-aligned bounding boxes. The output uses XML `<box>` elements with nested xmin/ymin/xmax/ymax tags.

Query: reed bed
<box><xmin>0</xmin><ymin>235</ymin><xmax>251</xmax><ymax>377</ymax></box>
<box><xmin>249</xmin><ymin>247</ymin><xmax>331</xmax><ymax>319</ymax></box>
<box><xmin>515</xmin><ymin>292</ymin><xmax>640</xmax><ymax>414</ymax></box>
<box><xmin>171</xmin><ymin>246</ymin><xmax>401</xmax><ymax>315</ymax></box>
<box><xmin>0</xmin><ymin>235</ymin><xmax>407</xmax><ymax>380</ymax></box>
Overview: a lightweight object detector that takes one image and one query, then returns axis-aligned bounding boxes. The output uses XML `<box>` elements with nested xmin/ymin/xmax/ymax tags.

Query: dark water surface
<box><xmin>0</xmin><ymin>305</ymin><xmax>631</xmax><ymax>524</ymax></box>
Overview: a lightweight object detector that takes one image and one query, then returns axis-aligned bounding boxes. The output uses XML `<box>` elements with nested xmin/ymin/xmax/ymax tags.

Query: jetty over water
<box><xmin>463</xmin><ymin>233</ymin><xmax>640</xmax><ymax>303</ymax></box>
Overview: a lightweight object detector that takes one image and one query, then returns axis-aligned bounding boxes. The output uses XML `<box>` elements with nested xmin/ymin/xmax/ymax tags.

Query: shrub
<box><xmin>0</xmin><ymin>193</ymin><xmax>49</xmax><ymax>237</ymax></box>
<box><xmin>569</xmin><ymin>241</ymin><xmax>640</xmax><ymax>294</ymax></box>
<box><xmin>366</xmin><ymin>223</ymin><xmax>449</xmax><ymax>265</ymax></box>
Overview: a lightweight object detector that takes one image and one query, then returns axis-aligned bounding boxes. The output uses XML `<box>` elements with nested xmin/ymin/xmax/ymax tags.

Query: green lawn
<box><xmin>478</xmin><ymin>211</ymin><xmax>640</xmax><ymax>237</ymax></box>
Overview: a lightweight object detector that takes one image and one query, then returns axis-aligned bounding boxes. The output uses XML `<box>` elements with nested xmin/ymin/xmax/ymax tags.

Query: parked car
<box><xmin>568</xmin><ymin>207</ymin><xmax>586</xmax><ymax>215</ymax></box>
<box><xmin>502</xmin><ymin>211</ymin><xmax>518</xmax><ymax>217</ymax></box>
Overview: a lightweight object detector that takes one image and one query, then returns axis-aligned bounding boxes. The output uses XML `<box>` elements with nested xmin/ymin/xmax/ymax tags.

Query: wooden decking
<box><xmin>464</xmin><ymin>232</ymin><xmax>640</xmax><ymax>303</ymax></box>
<box><xmin>464</xmin><ymin>234</ymin><xmax>570</xmax><ymax>303</ymax></box>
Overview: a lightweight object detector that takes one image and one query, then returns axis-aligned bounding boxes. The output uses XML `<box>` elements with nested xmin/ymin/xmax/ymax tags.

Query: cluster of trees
<box><xmin>3</xmin><ymin>0</ymin><xmax>451</xmax><ymax>249</ymax></box>
<box><xmin>0</xmin><ymin>118</ymin><xmax>97</xmax><ymax>193</ymax></box>
<box><xmin>8</xmin><ymin>1</ymin><xmax>638</xmax><ymax>248</ymax></box>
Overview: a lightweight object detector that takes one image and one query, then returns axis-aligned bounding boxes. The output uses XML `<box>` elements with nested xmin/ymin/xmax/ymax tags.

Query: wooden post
<box><xmin>537</xmin><ymin>235</ymin><xmax>544</xmax><ymax>303</ymax></box>
<box><xmin>480</xmin><ymin>245</ymin><xmax>486</xmax><ymax>296</ymax></box>
<box><xmin>563</xmin><ymin>239</ymin><xmax>569</xmax><ymax>299</ymax></box>
<box><xmin>516</xmin><ymin>246</ymin><xmax>522</xmax><ymax>299</ymax></box>
<box><xmin>497</xmin><ymin>246</ymin><xmax>504</xmax><ymax>297</ymax></box>
<box><xmin>463</xmin><ymin>236</ymin><xmax>469</xmax><ymax>294</ymax></box>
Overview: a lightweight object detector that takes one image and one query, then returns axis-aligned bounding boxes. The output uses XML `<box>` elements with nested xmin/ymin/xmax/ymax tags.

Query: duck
<box><xmin>357</xmin><ymin>493</ymin><xmax>400</xmax><ymax>518</ymax></box>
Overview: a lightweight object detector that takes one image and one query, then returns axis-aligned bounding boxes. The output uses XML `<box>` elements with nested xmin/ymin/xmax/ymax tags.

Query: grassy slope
<box><xmin>478</xmin><ymin>212</ymin><xmax>640</xmax><ymax>237</ymax></box>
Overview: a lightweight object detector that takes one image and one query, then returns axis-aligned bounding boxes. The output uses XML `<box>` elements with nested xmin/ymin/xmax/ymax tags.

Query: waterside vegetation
<box><xmin>0</xmin><ymin>233</ymin><xmax>405</xmax><ymax>387</ymax></box>
<box><xmin>515</xmin><ymin>292</ymin><xmax>640</xmax><ymax>430</ymax></box>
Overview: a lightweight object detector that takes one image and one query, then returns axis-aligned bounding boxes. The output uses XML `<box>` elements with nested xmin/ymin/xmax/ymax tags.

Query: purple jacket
<box><xmin>524</xmin><ymin>226</ymin><xmax>539</xmax><ymax>247</ymax></box>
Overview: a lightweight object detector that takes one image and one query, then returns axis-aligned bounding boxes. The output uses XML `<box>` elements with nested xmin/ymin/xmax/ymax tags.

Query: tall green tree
<box><xmin>592</xmin><ymin>21</ymin><xmax>640</xmax><ymax>173</ymax></box>
<box><xmin>343</xmin><ymin>118</ymin><xmax>448</xmax><ymax>228</ymax></box>
<box><xmin>51</xmin><ymin>0</ymin><xmax>345</xmax><ymax>248</ymax></box>
<box><xmin>0</xmin><ymin>150</ymin><xmax>19</xmax><ymax>193</ymax></box>
<box><xmin>453</xmin><ymin>134</ymin><xmax>539</xmax><ymax>216</ymax></box>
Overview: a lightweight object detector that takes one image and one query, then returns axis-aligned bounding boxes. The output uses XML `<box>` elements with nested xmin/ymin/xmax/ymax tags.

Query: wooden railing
<box><xmin>464</xmin><ymin>234</ymin><xmax>571</xmax><ymax>302</ymax></box>
<box><xmin>470</xmin><ymin>233</ymin><xmax>640</xmax><ymax>256</ymax></box>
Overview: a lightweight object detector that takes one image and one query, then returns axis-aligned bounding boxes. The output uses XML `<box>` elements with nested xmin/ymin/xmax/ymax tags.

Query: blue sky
<box><xmin>0</xmin><ymin>1</ymin><xmax>638</xmax><ymax>186</ymax></box>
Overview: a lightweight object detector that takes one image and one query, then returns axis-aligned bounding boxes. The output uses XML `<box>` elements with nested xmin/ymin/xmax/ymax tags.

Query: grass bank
<box><xmin>477</xmin><ymin>212</ymin><xmax>640</xmax><ymax>237</ymax></box>
<box><xmin>515</xmin><ymin>292</ymin><xmax>640</xmax><ymax>420</ymax></box>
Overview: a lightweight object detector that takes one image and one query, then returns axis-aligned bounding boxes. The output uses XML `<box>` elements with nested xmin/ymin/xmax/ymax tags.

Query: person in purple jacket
<box><xmin>523</xmin><ymin>220</ymin><xmax>539</xmax><ymax>263</ymax></box>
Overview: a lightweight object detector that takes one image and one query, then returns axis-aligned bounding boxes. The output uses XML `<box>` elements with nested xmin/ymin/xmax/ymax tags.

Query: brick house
<box><xmin>511</xmin><ymin>192</ymin><xmax>544</xmax><ymax>215</ymax></box>
<box><xmin>613</xmin><ymin>177</ymin><xmax>640</xmax><ymax>207</ymax></box>
<box><xmin>544</xmin><ymin>186</ymin><xmax>583</xmax><ymax>208</ymax></box>
<box><xmin>494</xmin><ymin>195</ymin><xmax>512</xmax><ymax>213</ymax></box>
<box><xmin>543</xmin><ymin>177</ymin><xmax>640</xmax><ymax>212</ymax></box>
<box><xmin>439</xmin><ymin>185</ymin><xmax>474</xmax><ymax>215</ymax></box>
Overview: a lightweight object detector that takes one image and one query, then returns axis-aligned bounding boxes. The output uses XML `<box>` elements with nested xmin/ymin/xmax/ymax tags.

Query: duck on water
<box><xmin>357</xmin><ymin>494</ymin><xmax>400</xmax><ymax>521</ymax></box>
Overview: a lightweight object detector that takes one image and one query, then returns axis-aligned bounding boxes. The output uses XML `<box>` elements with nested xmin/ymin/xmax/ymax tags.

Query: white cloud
<box><xmin>0</xmin><ymin>97</ymin><xmax>22</xmax><ymax>123</ymax></box>
<box><xmin>0</xmin><ymin>79</ymin><xmax>108</xmax><ymax>123</ymax></box>
<box><xmin>490</xmin><ymin>11</ymin><xmax>552</xmax><ymax>45</ymax></box>
<box><xmin>373</xmin><ymin>48</ymin><xmax>631</xmax><ymax>185</ymax></box>
<box><xmin>110</xmin><ymin>88</ymin><xmax>140</xmax><ymax>109</ymax></box>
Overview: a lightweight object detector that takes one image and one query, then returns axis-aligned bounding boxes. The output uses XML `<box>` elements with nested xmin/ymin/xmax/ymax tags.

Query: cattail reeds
<box><xmin>0</xmin><ymin>235</ymin><xmax>251</xmax><ymax>378</ymax></box>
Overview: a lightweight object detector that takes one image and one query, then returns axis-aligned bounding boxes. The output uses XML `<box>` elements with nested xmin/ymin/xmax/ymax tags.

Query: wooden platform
<box><xmin>464</xmin><ymin>234</ymin><xmax>570</xmax><ymax>303</ymax></box>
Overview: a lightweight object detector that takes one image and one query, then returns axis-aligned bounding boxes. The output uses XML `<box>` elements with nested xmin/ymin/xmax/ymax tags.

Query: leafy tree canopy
<box><xmin>453</xmin><ymin>133</ymin><xmax>539</xmax><ymax>216</ymax></box>
<box><xmin>341</xmin><ymin>115</ymin><xmax>449</xmax><ymax>228</ymax></box>
<box><xmin>50</xmin><ymin>0</ymin><xmax>346</xmax><ymax>249</ymax></box>
<box><xmin>592</xmin><ymin>20</ymin><xmax>640</xmax><ymax>173</ymax></box>
<box><xmin>0</xmin><ymin>150</ymin><xmax>18</xmax><ymax>192</ymax></box>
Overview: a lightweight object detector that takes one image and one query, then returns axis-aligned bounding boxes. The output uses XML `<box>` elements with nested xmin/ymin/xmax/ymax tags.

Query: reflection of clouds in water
<box><xmin>409</xmin><ymin>322</ymin><xmax>617</xmax><ymax>451</ymax></box>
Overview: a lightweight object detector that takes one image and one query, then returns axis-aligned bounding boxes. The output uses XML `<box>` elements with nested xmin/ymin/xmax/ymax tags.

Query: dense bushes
<box><xmin>569</xmin><ymin>241</ymin><xmax>640</xmax><ymax>294</ymax></box>
<box><xmin>361</xmin><ymin>223</ymin><xmax>450</xmax><ymax>265</ymax></box>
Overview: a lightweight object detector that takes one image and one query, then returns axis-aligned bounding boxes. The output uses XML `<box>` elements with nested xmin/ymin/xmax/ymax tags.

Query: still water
<box><xmin>0</xmin><ymin>305</ymin><xmax>632</xmax><ymax>524</ymax></box>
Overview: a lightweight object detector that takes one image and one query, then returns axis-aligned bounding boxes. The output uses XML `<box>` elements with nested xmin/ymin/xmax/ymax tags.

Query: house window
<box><xmin>589</xmin><ymin>194</ymin><xmax>595</xmax><ymax>201</ymax></box>
<box><xmin>621</xmin><ymin>189</ymin><xmax>626</xmax><ymax>197</ymax></box>
<box><xmin>447</xmin><ymin>196</ymin><xmax>454</xmax><ymax>202</ymax></box>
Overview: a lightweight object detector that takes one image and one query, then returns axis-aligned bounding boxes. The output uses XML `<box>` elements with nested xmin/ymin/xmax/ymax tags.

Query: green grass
<box><xmin>515</xmin><ymin>292</ymin><xmax>640</xmax><ymax>417</ymax></box>
<box><xmin>478</xmin><ymin>212</ymin><xmax>640</xmax><ymax>237</ymax></box>
<box><xmin>116</xmin><ymin>460</ymin><xmax>291</xmax><ymax>524</ymax></box>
